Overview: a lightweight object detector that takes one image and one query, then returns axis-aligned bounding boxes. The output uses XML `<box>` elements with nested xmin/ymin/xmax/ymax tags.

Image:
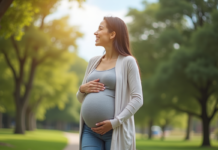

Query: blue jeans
<box><xmin>81</xmin><ymin>123</ymin><xmax>113</xmax><ymax>150</ymax></box>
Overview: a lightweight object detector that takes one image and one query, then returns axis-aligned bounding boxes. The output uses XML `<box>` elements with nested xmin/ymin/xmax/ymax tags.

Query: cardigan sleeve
<box><xmin>110</xmin><ymin>57</ymin><xmax>143</xmax><ymax>129</ymax></box>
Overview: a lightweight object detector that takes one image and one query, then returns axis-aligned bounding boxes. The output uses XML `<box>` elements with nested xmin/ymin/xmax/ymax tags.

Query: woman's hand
<box><xmin>91</xmin><ymin>120</ymin><xmax>113</xmax><ymax>135</ymax></box>
<box><xmin>80</xmin><ymin>79</ymin><xmax>105</xmax><ymax>93</ymax></box>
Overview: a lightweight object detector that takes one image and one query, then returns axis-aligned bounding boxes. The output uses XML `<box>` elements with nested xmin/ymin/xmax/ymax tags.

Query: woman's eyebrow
<box><xmin>99</xmin><ymin>25</ymin><xmax>103</xmax><ymax>28</ymax></box>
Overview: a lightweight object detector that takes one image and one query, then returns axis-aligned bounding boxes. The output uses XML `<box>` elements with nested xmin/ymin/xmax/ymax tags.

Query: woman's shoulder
<box><xmin>89</xmin><ymin>55</ymin><xmax>101</xmax><ymax>63</ymax></box>
<box><xmin>122</xmin><ymin>55</ymin><xmax>136</xmax><ymax>64</ymax></box>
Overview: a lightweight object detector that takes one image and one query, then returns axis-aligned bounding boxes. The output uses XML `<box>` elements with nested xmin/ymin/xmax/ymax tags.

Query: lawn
<box><xmin>0</xmin><ymin>128</ymin><xmax>68</xmax><ymax>150</ymax></box>
<box><xmin>1</xmin><ymin>128</ymin><xmax>218</xmax><ymax>150</ymax></box>
<box><xmin>136</xmin><ymin>134</ymin><xmax>218</xmax><ymax>150</ymax></box>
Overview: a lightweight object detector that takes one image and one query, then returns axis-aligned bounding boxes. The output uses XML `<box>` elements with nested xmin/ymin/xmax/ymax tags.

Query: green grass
<box><xmin>136</xmin><ymin>134</ymin><xmax>218</xmax><ymax>150</ymax></box>
<box><xmin>1</xmin><ymin>128</ymin><xmax>218</xmax><ymax>150</ymax></box>
<box><xmin>0</xmin><ymin>128</ymin><xmax>68</xmax><ymax>150</ymax></box>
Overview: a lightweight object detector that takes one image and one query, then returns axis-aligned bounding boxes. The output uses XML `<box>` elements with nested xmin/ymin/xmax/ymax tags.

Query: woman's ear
<box><xmin>110</xmin><ymin>31</ymin><xmax>116</xmax><ymax>40</ymax></box>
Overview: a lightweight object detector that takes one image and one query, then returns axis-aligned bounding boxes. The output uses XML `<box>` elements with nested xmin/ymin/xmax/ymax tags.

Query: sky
<box><xmin>46</xmin><ymin>0</ymin><xmax>158</xmax><ymax>62</ymax></box>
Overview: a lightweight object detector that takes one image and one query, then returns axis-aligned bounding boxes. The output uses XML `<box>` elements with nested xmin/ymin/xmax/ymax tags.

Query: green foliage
<box><xmin>0</xmin><ymin>0</ymin><xmax>85</xmax><ymax>40</ymax></box>
<box><xmin>127</xmin><ymin>1</ymin><xmax>186</xmax><ymax>129</ymax></box>
<box><xmin>0</xmin><ymin>53</ymin><xmax>14</xmax><ymax>113</ymax></box>
<box><xmin>0</xmin><ymin>0</ymin><xmax>39</xmax><ymax>40</ymax></box>
<box><xmin>0</xmin><ymin>0</ymin><xmax>85</xmax><ymax>130</ymax></box>
<box><xmin>44</xmin><ymin>55</ymin><xmax>88</xmax><ymax>123</ymax></box>
<box><xmin>127</xmin><ymin>1</ymin><xmax>218</xmax><ymax>141</ymax></box>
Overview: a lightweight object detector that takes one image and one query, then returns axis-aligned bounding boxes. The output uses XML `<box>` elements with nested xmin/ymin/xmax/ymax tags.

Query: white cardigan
<box><xmin>76</xmin><ymin>54</ymin><xmax>143</xmax><ymax>150</ymax></box>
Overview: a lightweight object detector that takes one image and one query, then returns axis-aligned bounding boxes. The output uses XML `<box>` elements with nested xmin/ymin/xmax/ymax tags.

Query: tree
<box><xmin>0</xmin><ymin>0</ymin><xmax>85</xmax><ymax>39</ymax></box>
<box><xmin>25</xmin><ymin>51</ymin><xmax>78</xmax><ymax>131</ymax></box>
<box><xmin>43</xmin><ymin>55</ymin><xmax>88</xmax><ymax>130</ymax></box>
<box><xmin>0</xmin><ymin>0</ymin><xmax>40</xmax><ymax>40</ymax></box>
<box><xmin>126</xmin><ymin>1</ymin><xmax>183</xmax><ymax>140</ymax></box>
<box><xmin>0</xmin><ymin>0</ymin><xmax>83</xmax><ymax>134</ymax></box>
<box><xmin>151</xmin><ymin>0</ymin><xmax>218</xmax><ymax>146</ymax></box>
<box><xmin>127</xmin><ymin>0</ymin><xmax>218</xmax><ymax>146</ymax></box>
<box><xmin>0</xmin><ymin>52</ymin><xmax>15</xmax><ymax>128</ymax></box>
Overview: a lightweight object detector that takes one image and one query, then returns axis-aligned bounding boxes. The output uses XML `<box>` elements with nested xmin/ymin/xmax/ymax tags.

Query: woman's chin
<box><xmin>95</xmin><ymin>42</ymin><xmax>101</xmax><ymax>46</ymax></box>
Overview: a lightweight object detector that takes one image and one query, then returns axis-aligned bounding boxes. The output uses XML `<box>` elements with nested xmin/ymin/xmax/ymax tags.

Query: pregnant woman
<box><xmin>76</xmin><ymin>16</ymin><xmax>143</xmax><ymax>150</ymax></box>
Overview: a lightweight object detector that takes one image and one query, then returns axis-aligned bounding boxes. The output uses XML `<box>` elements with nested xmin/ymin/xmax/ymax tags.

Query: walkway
<box><xmin>63</xmin><ymin>132</ymin><xmax>80</xmax><ymax>150</ymax></box>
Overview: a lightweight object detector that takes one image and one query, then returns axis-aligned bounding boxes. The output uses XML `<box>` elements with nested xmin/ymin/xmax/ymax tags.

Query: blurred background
<box><xmin>0</xmin><ymin>0</ymin><xmax>218</xmax><ymax>150</ymax></box>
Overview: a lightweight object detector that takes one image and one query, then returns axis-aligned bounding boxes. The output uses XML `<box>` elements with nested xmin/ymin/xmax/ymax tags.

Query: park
<box><xmin>0</xmin><ymin>0</ymin><xmax>218</xmax><ymax>150</ymax></box>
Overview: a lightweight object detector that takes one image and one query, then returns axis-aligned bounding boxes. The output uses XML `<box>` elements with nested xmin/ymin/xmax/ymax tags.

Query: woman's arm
<box><xmin>109</xmin><ymin>57</ymin><xmax>143</xmax><ymax>129</ymax></box>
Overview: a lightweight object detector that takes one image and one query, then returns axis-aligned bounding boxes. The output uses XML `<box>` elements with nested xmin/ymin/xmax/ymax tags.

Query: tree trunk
<box><xmin>185</xmin><ymin>113</ymin><xmax>192</xmax><ymax>140</ymax></box>
<box><xmin>25</xmin><ymin>96</ymin><xmax>42</xmax><ymax>131</ymax></box>
<box><xmin>45</xmin><ymin>121</ymin><xmax>50</xmax><ymax>129</ymax></box>
<box><xmin>13</xmin><ymin>60</ymin><xmax>36</xmax><ymax>134</ymax></box>
<box><xmin>31</xmin><ymin>114</ymin><xmax>36</xmax><ymax>130</ymax></box>
<box><xmin>161</xmin><ymin>124</ymin><xmax>166</xmax><ymax>141</ymax></box>
<box><xmin>0</xmin><ymin>0</ymin><xmax>14</xmax><ymax>21</ymax></box>
<box><xmin>28</xmin><ymin>112</ymin><xmax>36</xmax><ymax>131</ymax></box>
<box><xmin>25</xmin><ymin>108</ymin><xmax>30</xmax><ymax>130</ymax></box>
<box><xmin>14</xmin><ymin>104</ymin><xmax>26</xmax><ymax>134</ymax></box>
<box><xmin>25</xmin><ymin>107</ymin><xmax>36</xmax><ymax>131</ymax></box>
<box><xmin>5</xmin><ymin>114</ymin><xmax>11</xmax><ymax>128</ymax></box>
<box><xmin>140</xmin><ymin>124</ymin><xmax>146</xmax><ymax>137</ymax></box>
<box><xmin>201</xmin><ymin>96</ymin><xmax>211</xmax><ymax>147</ymax></box>
<box><xmin>201</xmin><ymin>114</ymin><xmax>211</xmax><ymax>146</ymax></box>
<box><xmin>148</xmin><ymin>119</ymin><xmax>153</xmax><ymax>139</ymax></box>
<box><xmin>62</xmin><ymin>122</ymin><xmax>66</xmax><ymax>130</ymax></box>
<box><xmin>56</xmin><ymin>121</ymin><xmax>61</xmax><ymax>130</ymax></box>
<box><xmin>0</xmin><ymin>112</ymin><xmax>2</xmax><ymax>128</ymax></box>
<box><xmin>202</xmin><ymin>118</ymin><xmax>211</xmax><ymax>146</ymax></box>
<box><xmin>140</xmin><ymin>125</ymin><xmax>144</xmax><ymax>134</ymax></box>
<box><xmin>26</xmin><ymin>110</ymin><xmax>33</xmax><ymax>131</ymax></box>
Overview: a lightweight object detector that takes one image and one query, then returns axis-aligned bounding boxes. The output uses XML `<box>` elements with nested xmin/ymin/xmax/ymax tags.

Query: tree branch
<box><xmin>39</xmin><ymin>14</ymin><xmax>46</xmax><ymax>30</ymax></box>
<box><xmin>209</xmin><ymin>98</ymin><xmax>218</xmax><ymax>121</ymax></box>
<box><xmin>23</xmin><ymin>42</ymin><xmax>29</xmax><ymax>59</ymax></box>
<box><xmin>21</xmin><ymin>58</ymin><xmax>37</xmax><ymax>105</ymax></box>
<box><xmin>1</xmin><ymin>49</ymin><xmax>17</xmax><ymax>80</ymax></box>
<box><xmin>0</xmin><ymin>0</ymin><xmax>13</xmax><ymax>21</ymax></box>
<box><xmin>208</xmin><ymin>88</ymin><xmax>215</xmax><ymax>96</ymax></box>
<box><xmin>192</xmin><ymin>93</ymin><xmax>201</xmax><ymax>102</ymax></box>
<box><xmin>205</xmin><ymin>80</ymin><xmax>211</xmax><ymax>89</ymax></box>
<box><xmin>29</xmin><ymin>95</ymin><xmax>44</xmax><ymax>113</ymax></box>
<box><xmin>10</xmin><ymin>35</ymin><xmax>21</xmax><ymax>60</ymax></box>
<box><xmin>188</xmin><ymin>80</ymin><xmax>202</xmax><ymax>103</ymax></box>
<box><xmin>33</xmin><ymin>95</ymin><xmax>44</xmax><ymax>112</ymax></box>
<box><xmin>166</xmin><ymin>104</ymin><xmax>201</xmax><ymax>118</ymax></box>
<box><xmin>36</xmin><ymin>49</ymin><xmax>67</xmax><ymax>65</ymax></box>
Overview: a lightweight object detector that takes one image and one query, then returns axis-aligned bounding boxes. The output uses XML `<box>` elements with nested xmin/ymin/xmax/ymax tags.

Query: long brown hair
<box><xmin>103</xmin><ymin>16</ymin><xmax>141</xmax><ymax>79</ymax></box>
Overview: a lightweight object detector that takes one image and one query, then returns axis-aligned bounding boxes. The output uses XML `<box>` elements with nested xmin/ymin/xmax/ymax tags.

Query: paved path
<box><xmin>63</xmin><ymin>132</ymin><xmax>80</xmax><ymax>150</ymax></box>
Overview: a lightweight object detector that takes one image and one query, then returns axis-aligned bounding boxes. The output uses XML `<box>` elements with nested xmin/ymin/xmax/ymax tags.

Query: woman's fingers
<box><xmin>91</xmin><ymin>81</ymin><xmax>105</xmax><ymax>92</ymax></box>
<box><xmin>85</xmin><ymin>79</ymin><xmax>105</xmax><ymax>93</ymax></box>
<box><xmin>93</xmin><ymin>130</ymin><xmax>105</xmax><ymax>135</ymax></box>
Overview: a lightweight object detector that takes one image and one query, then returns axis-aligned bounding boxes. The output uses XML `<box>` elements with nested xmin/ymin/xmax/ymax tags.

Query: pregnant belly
<box><xmin>81</xmin><ymin>90</ymin><xmax>115</xmax><ymax>128</ymax></box>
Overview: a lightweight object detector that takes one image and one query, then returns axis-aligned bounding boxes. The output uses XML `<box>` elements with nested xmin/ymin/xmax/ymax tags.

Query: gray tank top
<box><xmin>81</xmin><ymin>67</ymin><xmax>116</xmax><ymax>128</ymax></box>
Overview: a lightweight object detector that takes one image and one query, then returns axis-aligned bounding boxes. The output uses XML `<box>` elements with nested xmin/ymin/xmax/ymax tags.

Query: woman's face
<box><xmin>94</xmin><ymin>20</ymin><xmax>112</xmax><ymax>47</ymax></box>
